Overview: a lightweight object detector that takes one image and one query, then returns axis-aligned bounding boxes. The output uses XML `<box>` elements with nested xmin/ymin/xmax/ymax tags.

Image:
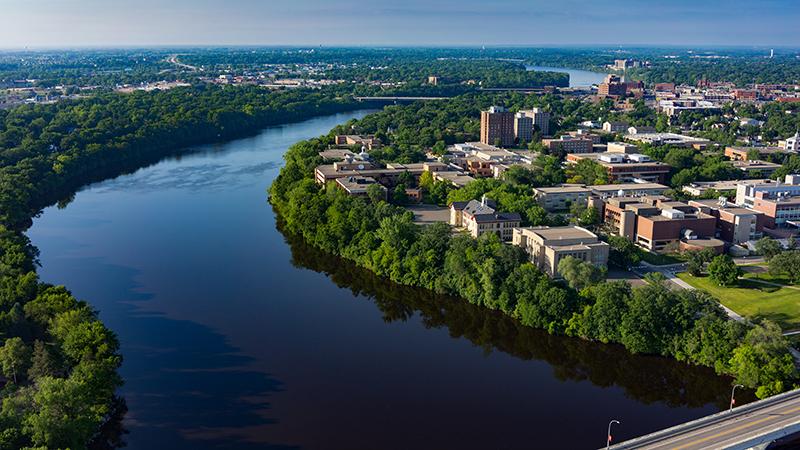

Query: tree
<box><xmin>707</xmin><ymin>254</ymin><xmax>742</xmax><ymax>286</ymax></box>
<box><xmin>729</xmin><ymin>321</ymin><xmax>797</xmax><ymax>398</ymax></box>
<box><xmin>755</xmin><ymin>237</ymin><xmax>783</xmax><ymax>261</ymax></box>
<box><xmin>607</xmin><ymin>235</ymin><xmax>641</xmax><ymax>269</ymax></box>
<box><xmin>366</xmin><ymin>183</ymin><xmax>386</xmax><ymax>203</ymax></box>
<box><xmin>768</xmin><ymin>250</ymin><xmax>800</xmax><ymax>283</ymax></box>
<box><xmin>578</xmin><ymin>206</ymin><xmax>600</xmax><ymax>227</ymax></box>
<box><xmin>685</xmin><ymin>248</ymin><xmax>716</xmax><ymax>276</ymax></box>
<box><xmin>557</xmin><ymin>256</ymin><xmax>606</xmax><ymax>292</ymax></box>
<box><xmin>392</xmin><ymin>183</ymin><xmax>408</xmax><ymax>205</ymax></box>
<box><xmin>0</xmin><ymin>337</ymin><xmax>30</xmax><ymax>384</ymax></box>
<box><xmin>28</xmin><ymin>340</ymin><xmax>59</xmax><ymax>381</ymax></box>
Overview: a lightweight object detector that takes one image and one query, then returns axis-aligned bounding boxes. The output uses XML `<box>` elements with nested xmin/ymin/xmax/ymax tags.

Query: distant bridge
<box><xmin>607</xmin><ymin>388</ymin><xmax>800</xmax><ymax>450</ymax></box>
<box><xmin>353</xmin><ymin>96</ymin><xmax>449</xmax><ymax>102</ymax></box>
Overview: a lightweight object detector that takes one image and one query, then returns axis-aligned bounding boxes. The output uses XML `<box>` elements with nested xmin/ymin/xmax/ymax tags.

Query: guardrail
<box><xmin>606</xmin><ymin>388</ymin><xmax>800</xmax><ymax>449</ymax></box>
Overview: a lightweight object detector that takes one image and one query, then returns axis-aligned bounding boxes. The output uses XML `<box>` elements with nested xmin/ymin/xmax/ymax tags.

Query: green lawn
<box><xmin>677</xmin><ymin>272</ymin><xmax>800</xmax><ymax>330</ymax></box>
<box><xmin>640</xmin><ymin>251</ymin><xmax>685</xmax><ymax>266</ymax></box>
<box><xmin>741</xmin><ymin>270</ymin><xmax>798</xmax><ymax>287</ymax></box>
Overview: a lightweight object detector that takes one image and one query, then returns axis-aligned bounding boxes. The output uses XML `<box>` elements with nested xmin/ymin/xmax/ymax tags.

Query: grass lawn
<box><xmin>640</xmin><ymin>251</ymin><xmax>685</xmax><ymax>266</ymax></box>
<box><xmin>741</xmin><ymin>271</ymin><xmax>798</xmax><ymax>287</ymax></box>
<box><xmin>677</xmin><ymin>272</ymin><xmax>800</xmax><ymax>330</ymax></box>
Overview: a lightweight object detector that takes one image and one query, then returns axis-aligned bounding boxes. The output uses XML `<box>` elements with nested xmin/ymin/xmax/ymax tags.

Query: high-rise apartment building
<box><xmin>514</xmin><ymin>113</ymin><xmax>534</xmax><ymax>144</ymax></box>
<box><xmin>480</xmin><ymin>106</ymin><xmax>514</xmax><ymax>147</ymax></box>
<box><xmin>520</xmin><ymin>107</ymin><xmax>551</xmax><ymax>136</ymax></box>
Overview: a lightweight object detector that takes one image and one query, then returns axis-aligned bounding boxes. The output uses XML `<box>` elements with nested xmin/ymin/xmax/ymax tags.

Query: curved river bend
<box><xmin>28</xmin><ymin>110</ymin><xmax>738</xmax><ymax>450</ymax></box>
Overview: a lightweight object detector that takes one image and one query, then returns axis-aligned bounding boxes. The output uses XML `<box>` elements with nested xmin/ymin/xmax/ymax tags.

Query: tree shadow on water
<box><xmin>53</xmin><ymin>257</ymin><xmax>298</xmax><ymax>450</ymax></box>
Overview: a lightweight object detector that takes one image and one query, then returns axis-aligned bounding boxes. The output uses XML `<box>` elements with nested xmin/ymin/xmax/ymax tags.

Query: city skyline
<box><xmin>2</xmin><ymin>0</ymin><xmax>800</xmax><ymax>48</ymax></box>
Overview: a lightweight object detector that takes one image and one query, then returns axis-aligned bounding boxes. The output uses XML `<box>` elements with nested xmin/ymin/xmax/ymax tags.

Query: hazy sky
<box><xmin>2</xmin><ymin>0</ymin><xmax>799</xmax><ymax>48</ymax></box>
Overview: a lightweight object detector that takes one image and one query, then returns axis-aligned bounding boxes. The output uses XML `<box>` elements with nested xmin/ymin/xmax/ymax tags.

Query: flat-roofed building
<box><xmin>567</xmin><ymin>152</ymin><xmax>671</xmax><ymax>184</ymax></box>
<box><xmin>433</xmin><ymin>171</ymin><xmax>475</xmax><ymax>188</ymax></box>
<box><xmin>731</xmin><ymin>160</ymin><xmax>782</xmax><ymax>177</ymax></box>
<box><xmin>567</xmin><ymin>129</ymin><xmax>603</xmax><ymax>143</ymax></box>
<box><xmin>542</xmin><ymin>136</ymin><xmax>594</xmax><ymax>154</ymax></box>
<box><xmin>514</xmin><ymin>113</ymin><xmax>534</xmax><ymax>144</ymax></box>
<box><xmin>588</xmin><ymin>182</ymin><xmax>670</xmax><ymax>198</ymax></box>
<box><xmin>335</xmin><ymin>176</ymin><xmax>387</xmax><ymax>199</ymax></box>
<box><xmin>736</xmin><ymin>175</ymin><xmax>800</xmax><ymax>228</ymax></box>
<box><xmin>724</xmin><ymin>146</ymin><xmax>787</xmax><ymax>161</ymax></box>
<box><xmin>480</xmin><ymin>106</ymin><xmax>515</xmax><ymax>147</ymax></box>
<box><xmin>624</xmin><ymin>132</ymin><xmax>711</xmax><ymax>148</ymax></box>
<box><xmin>450</xmin><ymin>197</ymin><xmax>521</xmax><ymax>241</ymax></box>
<box><xmin>607</xmin><ymin>142</ymin><xmax>639</xmax><ymax>154</ymax></box>
<box><xmin>635</xmin><ymin>205</ymin><xmax>718</xmax><ymax>252</ymax></box>
<box><xmin>532</xmin><ymin>184</ymin><xmax>592</xmax><ymax>211</ymax></box>
<box><xmin>688</xmin><ymin>198</ymin><xmax>766</xmax><ymax>244</ymax></box>
<box><xmin>601</xmin><ymin>196</ymin><xmax>718</xmax><ymax>252</ymax></box>
<box><xmin>334</xmin><ymin>134</ymin><xmax>382</xmax><ymax>149</ymax></box>
<box><xmin>519</xmin><ymin>108</ymin><xmax>551</xmax><ymax>136</ymax></box>
<box><xmin>314</xmin><ymin>161</ymin><xmax>450</xmax><ymax>185</ymax></box>
<box><xmin>682</xmin><ymin>179</ymin><xmax>768</xmax><ymax>197</ymax></box>
<box><xmin>512</xmin><ymin>226</ymin><xmax>609</xmax><ymax>277</ymax></box>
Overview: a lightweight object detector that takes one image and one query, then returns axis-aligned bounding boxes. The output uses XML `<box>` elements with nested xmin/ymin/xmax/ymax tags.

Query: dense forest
<box><xmin>269</xmin><ymin>99</ymin><xmax>798</xmax><ymax>399</ymax></box>
<box><xmin>0</xmin><ymin>84</ymin><xmax>365</xmax><ymax>448</ymax></box>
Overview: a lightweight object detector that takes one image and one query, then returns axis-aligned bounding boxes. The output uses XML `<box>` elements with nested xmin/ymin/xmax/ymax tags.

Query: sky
<box><xmin>1</xmin><ymin>0</ymin><xmax>799</xmax><ymax>48</ymax></box>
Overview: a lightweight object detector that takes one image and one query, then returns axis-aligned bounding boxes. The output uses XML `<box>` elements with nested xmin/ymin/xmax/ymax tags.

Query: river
<box><xmin>27</xmin><ymin>109</ymin><xmax>738</xmax><ymax>450</ymax></box>
<box><xmin>526</xmin><ymin>65</ymin><xmax>608</xmax><ymax>88</ymax></box>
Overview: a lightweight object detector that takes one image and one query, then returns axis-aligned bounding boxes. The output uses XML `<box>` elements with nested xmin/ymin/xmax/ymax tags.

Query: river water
<box><xmin>526</xmin><ymin>65</ymin><xmax>608</xmax><ymax>87</ymax></box>
<box><xmin>27</xmin><ymin>109</ymin><xmax>737</xmax><ymax>450</ymax></box>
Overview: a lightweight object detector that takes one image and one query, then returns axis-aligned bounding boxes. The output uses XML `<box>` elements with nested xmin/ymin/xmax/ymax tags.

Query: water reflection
<box><xmin>282</xmin><ymin>226</ymin><xmax>747</xmax><ymax>411</ymax></box>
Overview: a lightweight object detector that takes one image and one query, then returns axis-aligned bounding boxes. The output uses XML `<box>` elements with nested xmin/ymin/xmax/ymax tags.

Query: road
<box><xmin>610</xmin><ymin>389</ymin><xmax>800</xmax><ymax>450</ymax></box>
<box><xmin>166</xmin><ymin>54</ymin><xmax>198</xmax><ymax>71</ymax></box>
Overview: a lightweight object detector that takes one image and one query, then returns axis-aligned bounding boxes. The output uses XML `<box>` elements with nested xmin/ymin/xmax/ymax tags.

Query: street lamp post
<box><xmin>607</xmin><ymin>419</ymin><xmax>621</xmax><ymax>450</ymax></box>
<box><xmin>730</xmin><ymin>384</ymin><xmax>744</xmax><ymax>411</ymax></box>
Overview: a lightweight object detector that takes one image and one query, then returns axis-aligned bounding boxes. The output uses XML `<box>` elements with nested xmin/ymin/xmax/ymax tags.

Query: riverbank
<box><xmin>0</xmin><ymin>87</ymin><xmax>368</xmax><ymax>448</ymax></box>
<box><xmin>28</xmin><ymin>109</ymin><xmax>737</xmax><ymax>449</ymax></box>
<box><xmin>269</xmin><ymin>106</ymin><xmax>797</xmax><ymax>400</ymax></box>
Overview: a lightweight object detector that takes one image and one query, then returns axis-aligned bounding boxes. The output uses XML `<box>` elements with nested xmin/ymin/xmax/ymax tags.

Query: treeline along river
<box><xmin>27</xmin><ymin>110</ymin><xmax>742</xmax><ymax>449</ymax></box>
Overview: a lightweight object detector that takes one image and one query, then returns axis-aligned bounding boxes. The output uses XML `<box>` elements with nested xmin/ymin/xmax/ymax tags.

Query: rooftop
<box><xmin>524</xmin><ymin>225</ymin><xmax>599</xmax><ymax>241</ymax></box>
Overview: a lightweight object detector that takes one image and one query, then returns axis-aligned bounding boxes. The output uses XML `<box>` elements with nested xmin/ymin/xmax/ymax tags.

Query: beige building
<box><xmin>450</xmin><ymin>197</ymin><xmax>521</xmax><ymax>241</ymax></box>
<box><xmin>512</xmin><ymin>226</ymin><xmax>609</xmax><ymax>277</ymax></box>
<box><xmin>532</xmin><ymin>184</ymin><xmax>592</xmax><ymax>211</ymax></box>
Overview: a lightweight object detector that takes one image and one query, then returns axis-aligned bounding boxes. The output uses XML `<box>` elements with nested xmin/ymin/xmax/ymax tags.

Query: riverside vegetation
<box><xmin>269</xmin><ymin>100</ymin><xmax>798</xmax><ymax>400</ymax></box>
<box><xmin>0</xmin><ymin>85</ymin><xmax>365</xmax><ymax>449</ymax></box>
<box><xmin>0</xmin><ymin>60</ymin><xmax>588</xmax><ymax>448</ymax></box>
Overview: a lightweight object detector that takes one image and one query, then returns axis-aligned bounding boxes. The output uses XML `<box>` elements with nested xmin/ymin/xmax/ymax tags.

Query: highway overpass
<box><xmin>608</xmin><ymin>388</ymin><xmax>800</xmax><ymax>450</ymax></box>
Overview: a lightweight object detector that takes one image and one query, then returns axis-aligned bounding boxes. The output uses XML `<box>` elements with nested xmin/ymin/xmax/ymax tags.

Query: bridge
<box><xmin>607</xmin><ymin>388</ymin><xmax>800</xmax><ymax>450</ymax></box>
<box><xmin>353</xmin><ymin>96</ymin><xmax>449</xmax><ymax>102</ymax></box>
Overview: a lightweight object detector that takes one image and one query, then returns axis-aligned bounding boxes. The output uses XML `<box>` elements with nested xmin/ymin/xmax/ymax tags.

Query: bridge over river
<box><xmin>608</xmin><ymin>389</ymin><xmax>800</xmax><ymax>450</ymax></box>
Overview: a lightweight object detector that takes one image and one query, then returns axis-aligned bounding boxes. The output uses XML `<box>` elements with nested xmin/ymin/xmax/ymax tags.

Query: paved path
<box><xmin>609</xmin><ymin>389</ymin><xmax>800</xmax><ymax>450</ymax></box>
<box><xmin>632</xmin><ymin>262</ymin><xmax>746</xmax><ymax>322</ymax></box>
<box><xmin>745</xmin><ymin>278</ymin><xmax>800</xmax><ymax>291</ymax></box>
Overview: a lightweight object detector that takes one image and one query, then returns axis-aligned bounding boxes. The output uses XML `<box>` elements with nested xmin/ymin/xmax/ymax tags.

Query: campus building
<box><xmin>736</xmin><ymin>175</ymin><xmax>800</xmax><ymax>228</ymax></box>
<box><xmin>449</xmin><ymin>197</ymin><xmax>521</xmax><ymax>241</ymax></box>
<box><xmin>512</xmin><ymin>226</ymin><xmax>609</xmax><ymax>277</ymax></box>
<box><xmin>566</xmin><ymin>152</ymin><xmax>672</xmax><ymax>184</ymax></box>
